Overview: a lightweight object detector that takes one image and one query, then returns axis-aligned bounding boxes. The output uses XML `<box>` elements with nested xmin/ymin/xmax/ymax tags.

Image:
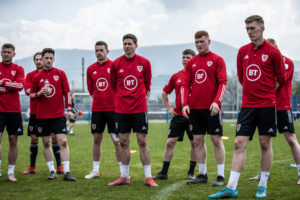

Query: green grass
<box><xmin>0</xmin><ymin>122</ymin><xmax>300</xmax><ymax>199</ymax></box>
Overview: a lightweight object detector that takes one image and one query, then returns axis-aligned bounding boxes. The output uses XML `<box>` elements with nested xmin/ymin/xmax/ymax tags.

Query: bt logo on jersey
<box><xmin>124</xmin><ymin>75</ymin><xmax>138</xmax><ymax>90</ymax></box>
<box><xmin>195</xmin><ymin>69</ymin><xmax>207</xmax><ymax>84</ymax></box>
<box><xmin>96</xmin><ymin>78</ymin><xmax>108</xmax><ymax>91</ymax></box>
<box><xmin>246</xmin><ymin>64</ymin><xmax>261</xmax><ymax>81</ymax></box>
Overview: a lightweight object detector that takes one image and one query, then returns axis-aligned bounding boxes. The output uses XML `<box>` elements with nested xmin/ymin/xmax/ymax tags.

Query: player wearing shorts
<box><xmin>248</xmin><ymin>38</ymin><xmax>300</xmax><ymax>185</ymax></box>
<box><xmin>31</xmin><ymin>48</ymin><xmax>76</xmax><ymax>181</ymax></box>
<box><xmin>23</xmin><ymin>52</ymin><xmax>64</xmax><ymax>175</ymax></box>
<box><xmin>0</xmin><ymin>43</ymin><xmax>24</xmax><ymax>182</ymax></box>
<box><xmin>182</xmin><ymin>31</ymin><xmax>227</xmax><ymax>186</ymax></box>
<box><xmin>153</xmin><ymin>49</ymin><xmax>197</xmax><ymax>180</ymax></box>
<box><xmin>67</xmin><ymin>92</ymin><xmax>76</xmax><ymax>135</ymax></box>
<box><xmin>209</xmin><ymin>15</ymin><xmax>286</xmax><ymax>199</ymax></box>
<box><xmin>108</xmin><ymin>34</ymin><xmax>157</xmax><ymax>187</ymax></box>
<box><xmin>85</xmin><ymin>41</ymin><xmax>122</xmax><ymax>179</ymax></box>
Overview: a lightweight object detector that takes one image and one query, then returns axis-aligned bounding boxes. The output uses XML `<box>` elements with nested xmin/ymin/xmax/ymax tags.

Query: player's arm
<box><xmin>182</xmin><ymin>60</ymin><xmax>192</xmax><ymax>118</ymax></box>
<box><xmin>211</xmin><ymin>57</ymin><xmax>227</xmax><ymax>116</ymax></box>
<box><xmin>2</xmin><ymin>66</ymin><xmax>24</xmax><ymax>91</ymax></box>
<box><xmin>286</xmin><ymin>58</ymin><xmax>294</xmax><ymax>81</ymax></box>
<box><xmin>86</xmin><ymin>67</ymin><xmax>93</xmax><ymax>96</ymax></box>
<box><xmin>25</xmin><ymin>72</ymin><xmax>39</xmax><ymax>98</ymax></box>
<box><xmin>237</xmin><ymin>48</ymin><xmax>244</xmax><ymax>85</ymax></box>
<box><xmin>273</xmin><ymin>50</ymin><xmax>286</xmax><ymax>86</ymax></box>
<box><xmin>144</xmin><ymin>60</ymin><xmax>152</xmax><ymax>100</ymax></box>
<box><xmin>110</xmin><ymin>61</ymin><xmax>117</xmax><ymax>93</ymax></box>
<box><xmin>162</xmin><ymin>75</ymin><xmax>176</xmax><ymax>116</ymax></box>
<box><xmin>61</xmin><ymin>71</ymin><xmax>74</xmax><ymax>119</ymax></box>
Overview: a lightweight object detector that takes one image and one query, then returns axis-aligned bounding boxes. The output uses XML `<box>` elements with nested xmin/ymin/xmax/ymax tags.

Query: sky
<box><xmin>1</xmin><ymin>0</ymin><xmax>300</xmax><ymax>60</ymax></box>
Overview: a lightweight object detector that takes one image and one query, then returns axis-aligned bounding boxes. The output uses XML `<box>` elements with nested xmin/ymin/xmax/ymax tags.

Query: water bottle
<box><xmin>44</xmin><ymin>79</ymin><xmax>50</xmax><ymax>95</ymax></box>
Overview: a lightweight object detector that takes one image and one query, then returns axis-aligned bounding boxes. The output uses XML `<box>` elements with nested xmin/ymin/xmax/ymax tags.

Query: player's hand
<box><xmin>182</xmin><ymin>105</ymin><xmax>190</xmax><ymax>119</ymax></box>
<box><xmin>37</xmin><ymin>87</ymin><xmax>48</xmax><ymax>96</ymax></box>
<box><xmin>68</xmin><ymin>111</ymin><xmax>75</xmax><ymax>120</ymax></box>
<box><xmin>0</xmin><ymin>80</ymin><xmax>3</xmax><ymax>85</ymax></box>
<box><xmin>209</xmin><ymin>102</ymin><xmax>219</xmax><ymax>116</ymax></box>
<box><xmin>168</xmin><ymin>108</ymin><xmax>177</xmax><ymax>116</ymax></box>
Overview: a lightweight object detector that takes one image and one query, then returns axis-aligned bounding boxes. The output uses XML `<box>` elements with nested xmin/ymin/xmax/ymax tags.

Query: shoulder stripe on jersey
<box><xmin>5</xmin><ymin>82</ymin><xmax>23</xmax><ymax>88</ymax></box>
<box><xmin>219</xmin><ymin>84</ymin><xmax>226</xmax><ymax>103</ymax></box>
<box><xmin>181</xmin><ymin>86</ymin><xmax>184</xmax><ymax>106</ymax></box>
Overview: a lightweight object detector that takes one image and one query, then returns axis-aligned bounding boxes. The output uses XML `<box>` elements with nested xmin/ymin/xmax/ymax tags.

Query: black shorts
<box><xmin>236</xmin><ymin>107</ymin><xmax>277</xmax><ymax>140</ymax></box>
<box><xmin>91</xmin><ymin>111</ymin><xmax>116</xmax><ymax>134</ymax></box>
<box><xmin>115</xmin><ymin>112</ymin><xmax>148</xmax><ymax>134</ymax></box>
<box><xmin>277</xmin><ymin>110</ymin><xmax>294</xmax><ymax>134</ymax></box>
<box><xmin>168</xmin><ymin>115</ymin><xmax>193</xmax><ymax>141</ymax></box>
<box><xmin>69</xmin><ymin>115</ymin><xmax>77</xmax><ymax>123</ymax></box>
<box><xmin>28</xmin><ymin>114</ymin><xmax>37</xmax><ymax>136</ymax></box>
<box><xmin>189</xmin><ymin>109</ymin><xmax>223</xmax><ymax>135</ymax></box>
<box><xmin>0</xmin><ymin>112</ymin><xmax>23</xmax><ymax>135</ymax></box>
<box><xmin>36</xmin><ymin>117</ymin><xmax>67</xmax><ymax>137</ymax></box>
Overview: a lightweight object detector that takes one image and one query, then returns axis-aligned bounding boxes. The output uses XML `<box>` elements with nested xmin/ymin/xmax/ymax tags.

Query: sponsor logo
<box><xmin>93</xmin><ymin>71</ymin><xmax>97</xmax><ymax>74</ymax></box>
<box><xmin>17</xmin><ymin>128</ymin><xmax>22</xmax><ymax>132</ymax></box>
<box><xmin>107</xmin><ymin>68</ymin><xmax>110</xmax><ymax>74</ymax></box>
<box><xmin>11</xmin><ymin>71</ymin><xmax>16</xmax><ymax>76</ymax></box>
<box><xmin>215</xmin><ymin>128</ymin><xmax>220</xmax><ymax>133</ymax></box>
<box><xmin>246</xmin><ymin>64</ymin><xmax>261</xmax><ymax>81</ymax></box>
<box><xmin>124</xmin><ymin>75</ymin><xmax>138</xmax><ymax>90</ymax></box>
<box><xmin>262</xmin><ymin>54</ymin><xmax>269</xmax><ymax>62</ymax></box>
<box><xmin>237</xmin><ymin>124</ymin><xmax>241</xmax><ymax>131</ymax></box>
<box><xmin>268</xmin><ymin>128</ymin><xmax>274</xmax><ymax>133</ymax></box>
<box><xmin>119</xmin><ymin>69</ymin><xmax>124</xmax><ymax>73</ymax></box>
<box><xmin>62</xmin><ymin>128</ymin><xmax>66</xmax><ymax>132</ymax></box>
<box><xmin>142</xmin><ymin>126</ymin><xmax>147</xmax><ymax>130</ymax></box>
<box><xmin>207</xmin><ymin>61</ymin><xmax>213</xmax><ymax>67</ymax></box>
<box><xmin>29</xmin><ymin>126</ymin><xmax>34</xmax><ymax>132</ymax></box>
<box><xmin>92</xmin><ymin>124</ymin><xmax>96</xmax><ymax>129</ymax></box>
<box><xmin>244</xmin><ymin>55</ymin><xmax>249</xmax><ymax>59</ymax></box>
<box><xmin>192</xmin><ymin>64</ymin><xmax>196</xmax><ymax>67</ymax></box>
<box><xmin>44</xmin><ymin>84</ymin><xmax>56</xmax><ymax>98</ymax></box>
<box><xmin>195</xmin><ymin>69</ymin><xmax>207</xmax><ymax>84</ymax></box>
<box><xmin>38</xmin><ymin>127</ymin><xmax>42</xmax><ymax>133</ymax></box>
<box><xmin>96</xmin><ymin>77</ymin><xmax>108</xmax><ymax>91</ymax></box>
<box><xmin>53</xmin><ymin>75</ymin><xmax>59</xmax><ymax>81</ymax></box>
<box><xmin>137</xmin><ymin>65</ymin><xmax>143</xmax><ymax>72</ymax></box>
<box><xmin>283</xmin><ymin>126</ymin><xmax>288</xmax><ymax>130</ymax></box>
<box><xmin>177</xmin><ymin>79</ymin><xmax>181</xmax><ymax>83</ymax></box>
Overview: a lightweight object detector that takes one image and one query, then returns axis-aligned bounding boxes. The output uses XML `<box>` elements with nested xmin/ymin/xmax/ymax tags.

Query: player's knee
<box><xmin>166</xmin><ymin>140</ymin><xmax>176</xmax><ymax>149</ymax></box>
<box><xmin>259</xmin><ymin>141</ymin><xmax>270</xmax><ymax>151</ymax></box>
<box><xmin>137</xmin><ymin>138</ymin><xmax>147</xmax><ymax>148</ymax></box>
<box><xmin>234</xmin><ymin>139</ymin><xmax>244</xmax><ymax>151</ymax></box>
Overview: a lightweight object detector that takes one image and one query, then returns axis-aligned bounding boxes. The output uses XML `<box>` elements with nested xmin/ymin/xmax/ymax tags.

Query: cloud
<box><xmin>0</xmin><ymin>0</ymin><xmax>300</xmax><ymax>60</ymax></box>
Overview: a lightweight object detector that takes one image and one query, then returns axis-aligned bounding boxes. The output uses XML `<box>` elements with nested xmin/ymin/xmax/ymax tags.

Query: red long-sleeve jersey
<box><xmin>110</xmin><ymin>54</ymin><xmax>151</xmax><ymax>113</ymax></box>
<box><xmin>163</xmin><ymin>70</ymin><xmax>186</xmax><ymax>116</ymax></box>
<box><xmin>87</xmin><ymin>59</ymin><xmax>115</xmax><ymax>111</ymax></box>
<box><xmin>276</xmin><ymin>56</ymin><xmax>293</xmax><ymax>110</ymax></box>
<box><xmin>183</xmin><ymin>51</ymin><xmax>227</xmax><ymax>109</ymax></box>
<box><xmin>31</xmin><ymin>67</ymin><xmax>71</xmax><ymax>119</ymax></box>
<box><xmin>237</xmin><ymin>41</ymin><xmax>286</xmax><ymax>107</ymax></box>
<box><xmin>0</xmin><ymin>62</ymin><xmax>24</xmax><ymax>113</ymax></box>
<box><xmin>24</xmin><ymin>69</ymin><xmax>40</xmax><ymax>114</ymax></box>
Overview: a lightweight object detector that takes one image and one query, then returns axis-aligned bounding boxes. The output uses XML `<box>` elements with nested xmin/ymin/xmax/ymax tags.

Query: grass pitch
<box><xmin>0</xmin><ymin>122</ymin><xmax>299</xmax><ymax>199</ymax></box>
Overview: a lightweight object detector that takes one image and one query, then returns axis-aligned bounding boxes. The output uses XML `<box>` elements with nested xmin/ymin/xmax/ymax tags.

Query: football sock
<box><xmin>162</xmin><ymin>161</ymin><xmax>170</xmax><ymax>175</ymax></box>
<box><xmin>118</xmin><ymin>162</ymin><xmax>122</xmax><ymax>174</ymax></box>
<box><xmin>30</xmin><ymin>143</ymin><xmax>38</xmax><ymax>167</ymax></box>
<box><xmin>111</xmin><ymin>133</ymin><xmax>119</xmax><ymax>142</ymax></box>
<box><xmin>47</xmin><ymin>161</ymin><xmax>55</xmax><ymax>172</ymax></box>
<box><xmin>188</xmin><ymin>161</ymin><xmax>196</xmax><ymax>175</ymax></box>
<box><xmin>93</xmin><ymin>161</ymin><xmax>100</xmax><ymax>172</ymax></box>
<box><xmin>121</xmin><ymin>165</ymin><xmax>129</xmax><ymax>178</ymax></box>
<box><xmin>198</xmin><ymin>163</ymin><xmax>207</xmax><ymax>175</ymax></box>
<box><xmin>70</xmin><ymin>129</ymin><xmax>73</xmax><ymax>134</ymax></box>
<box><xmin>52</xmin><ymin>143</ymin><xmax>62</xmax><ymax>167</ymax></box>
<box><xmin>217</xmin><ymin>164</ymin><xmax>225</xmax><ymax>177</ymax></box>
<box><xmin>227</xmin><ymin>171</ymin><xmax>240</xmax><ymax>190</ymax></box>
<box><xmin>63</xmin><ymin>161</ymin><xmax>70</xmax><ymax>174</ymax></box>
<box><xmin>258</xmin><ymin>171</ymin><xmax>270</xmax><ymax>188</ymax></box>
<box><xmin>8</xmin><ymin>165</ymin><xmax>15</xmax><ymax>175</ymax></box>
<box><xmin>297</xmin><ymin>164</ymin><xmax>300</xmax><ymax>177</ymax></box>
<box><xmin>144</xmin><ymin>165</ymin><xmax>152</xmax><ymax>178</ymax></box>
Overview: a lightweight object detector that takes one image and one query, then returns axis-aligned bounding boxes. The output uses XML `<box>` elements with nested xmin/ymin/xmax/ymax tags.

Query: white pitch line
<box><xmin>153</xmin><ymin>180</ymin><xmax>186</xmax><ymax>200</ymax></box>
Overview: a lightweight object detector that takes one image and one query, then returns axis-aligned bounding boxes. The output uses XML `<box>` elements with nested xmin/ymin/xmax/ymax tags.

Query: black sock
<box><xmin>30</xmin><ymin>143</ymin><xmax>38</xmax><ymax>167</ymax></box>
<box><xmin>52</xmin><ymin>143</ymin><xmax>61</xmax><ymax>166</ymax></box>
<box><xmin>161</xmin><ymin>161</ymin><xmax>170</xmax><ymax>175</ymax></box>
<box><xmin>188</xmin><ymin>161</ymin><xmax>196</xmax><ymax>175</ymax></box>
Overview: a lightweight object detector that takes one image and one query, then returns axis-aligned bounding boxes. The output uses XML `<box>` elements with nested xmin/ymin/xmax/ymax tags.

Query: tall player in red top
<box><xmin>248</xmin><ymin>38</ymin><xmax>300</xmax><ymax>185</ymax></box>
<box><xmin>22</xmin><ymin>52</ymin><xmax>64</xmax><ymax>175</ymax></box>
<box><xmin>85</xmin><ymin>41</ymin><xmax>122</xmax><ymax>179</ymax></box>
<box><xmin>108</xmin><ymin>34</ymin><xmax>157</xmax><ymax>187</ymax></box>
<box><xmin>182</xmin><ymin>31</ymin><xmax>227</xmax><ymax>186</ymax></box>
<box><xmin>0</xmin><ymin>43</ymin><xmax>24</xmax><ymax>182</ymax></box>
<box><xmin>209</xmin><ymin>15</ymin><xmax>286</xmax><ymax>199</ymax></box>
<box><xmin>153</xmin><ymin>49</ymin><xmax>197</xmax><ymax>180</ymax></box>
<box><xmin>31</xmin><ymin>48</ymin><xmax>76</xmax><ymax>181</ymax></box>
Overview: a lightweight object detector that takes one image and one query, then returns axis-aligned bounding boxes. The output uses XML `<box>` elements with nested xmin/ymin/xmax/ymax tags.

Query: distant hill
<box><xmin>15</xmin><ymin>41</ymin><xmax>300</xmax><ymax>100</ymax></box>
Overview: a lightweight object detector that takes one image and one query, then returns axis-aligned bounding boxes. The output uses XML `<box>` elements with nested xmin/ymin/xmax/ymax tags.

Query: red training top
<box><xmin>237</xmin><ymin>40</ymin><xmax>286</xmax><ymax>107</ymax></box>
<box><xmin>24</xmin><ymin>69</ymin><xmax>40</xmax><ymax>114</ymax></box>
<box><xmin>110</xmin><ymin>54</ymin><xmax>151</xmax><ymax>113</ymax></box>
<box><xmin>31</xmin><ymin>67</ymin><xmax>71</xmax><ymax>119</ymax></box>
<box><xmin>87</xmin><ymin>59</ymin><xmax>115</xmax><ymax>111</ymax></box>
<box><xmin>0</xmin><ymin>62</ymin><xmax>24</xmax><ymax>113</ymax></box>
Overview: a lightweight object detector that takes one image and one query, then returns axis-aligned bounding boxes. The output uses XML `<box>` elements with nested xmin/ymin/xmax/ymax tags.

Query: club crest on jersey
<box><xmin>262</xmin><ymin>54</ymin><xmax>268</xmax><ymax>62</ymax></box>
<box><xmin>107</xmin><ymin>68</ymin><xmax>110</xmax><ymax>74</ymax></box>
<box><xmin>53</xmin><ymin>75</ymin><xmax>59</xmax><ymax>81</ymax></box>
<box><xmin>11</xmin><ymin>71</ymin><xmax>16</xmax><ymax>76</ymax></box>
<box><xmin>207</xmin><ymin>61</ymin><xmax>213</xmax><ymax>67</ymax></box>
<box><xmin>137</xmin><ymin>65</ymin><xmax>143</xmax><ymax>72</ymax></box>
<box><xmin>29</xmin><ymin>126</ymin><xmax>34</xmax><ymax>132</ymax></box>
<box><xmin>92</xmin><ymin>124</ymin><xmax>96</xmax><ymax>130</ymax></box>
